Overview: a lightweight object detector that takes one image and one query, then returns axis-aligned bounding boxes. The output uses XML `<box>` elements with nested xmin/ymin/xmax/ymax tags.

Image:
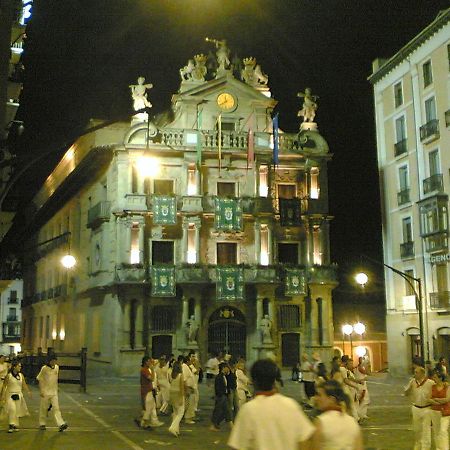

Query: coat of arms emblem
<box><xmin>224</xmin><ymin>207</ymin><xmax>233</xmax><ymax>221</ymax></box>
<box><xmin>159</xmin><ymin>275</ymin><xmax>168</xmax><ymax>287</ymax></box>
<box><xmin>226</xmin><ymin>276</ymin><xmax>235</xmax><ymax>291</ymax></box>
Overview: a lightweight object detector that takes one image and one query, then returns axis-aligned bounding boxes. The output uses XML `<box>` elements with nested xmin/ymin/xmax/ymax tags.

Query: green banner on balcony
<box><xmin>151</xmin><ymin>266</ymin><xmax>176</xmax><ymax>297</ymax></box>
<box><xmin>214</xmin><ymin>198</ymin><xmax>242</xmax><ymax>231</ymax></box>
<box><xmin>216</xmin><ymin>266</ymin><xmax>244</xmax><ymax>301</ymax></box>
<box><xmin>279</xmin><ymin>198</ymin><xmax>301</xmax><ymax>226</ymax></box>
<box><xmin>285</xmin><ymin>268</ymin><xmax>307</xmax><ymax>296</ymax></box>
<box><xmin>152</xmin><ymin>195</ymin><xmax>176</xmax><ymax>225</ymax></box>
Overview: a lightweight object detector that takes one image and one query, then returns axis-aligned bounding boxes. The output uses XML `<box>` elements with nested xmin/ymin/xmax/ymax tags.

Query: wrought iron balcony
<box><xmin>397</xmin><ymin>188</ymin><xmax>410</xmax><ymax>206</ymax></box>
<box><xmin>303</xmin><ymin>198</ymin><xmax>328</xmax><ymax>215</ymax></box>
<box><xmin>445</xmin><ymin>109</ymin><xmax>450</xmax><ymax>128</ymax></box>
<box><xmin>430</xmin><ymin>291</ymin><xmax>450</xmax><ymax>310</ymax></box>
<box><xmin>2</xmin><ymin>322</ymin><xmax>20</xmax><ymax>341</ymax></box>
<box><xmin>424</xmin><ymin>232</ymin><xmax>448</xmax><ymax>253</ymax></box>
<box><xmin>400</xmin><ymin>241</ymin><xmax>414</xmax><ymax>259</ymax></box>
<box><xmin>7</xmin><ymin>297</ymin><xmax>18</xmax><ymax>304</ymax></box>
<box><xmin>87</xmin><ymin>201</ymin><xmax>111</xmax><ymax>229</ymax></box>
<box><xmin>6</xmin><ymin>315</ymin><xmax>18</xmax><ymax>322</ymax></box>
<box><xmin>394</xmin><ymin>139</ymin><xmax>408</xmax><ymax>157</ymax></box>
<box><xmin>423</xmin><ymin>174</ymin><xmax>443</xmax><ymax>194</ymax></box>
<box><xmin>419</xmin><ymin>119</ymin><xmax>439</xmax><ymax>143</ymax></box>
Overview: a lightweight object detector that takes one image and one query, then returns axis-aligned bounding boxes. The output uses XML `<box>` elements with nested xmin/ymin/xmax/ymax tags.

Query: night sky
<box><xmin>13</xmin><ymin>0</ymin><xmax>450</xmax><ymax>329</ymax></box>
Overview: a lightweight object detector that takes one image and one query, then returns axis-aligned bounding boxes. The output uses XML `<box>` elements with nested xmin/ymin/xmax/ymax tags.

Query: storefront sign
<box><xmin>430</xmin><ymin>254</ymin><xmax>450</xmax><ymax>264</ymax></box>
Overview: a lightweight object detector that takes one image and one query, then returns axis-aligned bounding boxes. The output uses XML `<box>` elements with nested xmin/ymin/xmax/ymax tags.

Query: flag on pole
<box><xmin>196</xmin><ymin>109</ymin><xmax>202</xmax><ymax>168</ymax></box>
<box><xmin>218</xmin><ymin>113</ymin><xmax>222</xmax><ymax>174</ymax></box>
<box><xmin>273</xmin><ymin>113</ymin><xmax>279</xmax><ymax>166</ymax></box>
<box><xmin>247</xmin><ymin>113</ymin><xmax>254</xmax><ymax>170</ymax></box>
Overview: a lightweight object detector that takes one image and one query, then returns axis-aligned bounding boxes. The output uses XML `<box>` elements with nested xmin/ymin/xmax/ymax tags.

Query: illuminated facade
<box><xmin>370</xmin><ymin>8</ymin><xmax>450</xmax><ymax>375</ymax></box>
<box><xmin>20</xmin><ymin>44</ymin><xmax>337</xmax><ymax>374</ymax></box>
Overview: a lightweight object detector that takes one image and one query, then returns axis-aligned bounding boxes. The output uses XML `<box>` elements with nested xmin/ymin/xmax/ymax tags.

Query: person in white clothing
<box><xmin>404</xmin><ymin>365</ymin><xmax>435</xmax><ymax>450</ymax></box>
<box><xmin>181</xmin><ymin>355</ymin><xmax>196</xmax><ymax>424</ymax></box>
<box><xmin>0</xmin><ymin>360</ymin><xmax>31</xmax><ymax>433</ymax></box>
<box><xmin>354</xmin><ymin>356</ymin><xmax>370</xmax><ymax>422</ymax></box>
<box><xmin>312</xmin><ymin>379</ymin><xmax>363</xmax><ymax>450</ymax></box>
<box><xmin>235</xmin><ymin>359</ymin><xmax>251</xmax><ymax>408</ymax></box>
<box><xmin>168</xmin><ymin>361</ymin><xmax>185</xmax><ymax>437</ymax></box>
<box><xmin>205</xmin><ymin>353</ymin><xmax>220</xmax><ymax>388</ymax></box>
<box><xmin>340</xmin><ymin>356</ymin><xmax>362</xmax><ymax>421</ymax></box>
<box><xmin>155</xmin><ymin>355</ymin><xmax>170</xmax><ymax>415</ymax></box>
<box><xmin>36</xmin><ymin>355</ymin><xmax>68</xmax><ymax>432</ymax></box>
<box><xmin>228</xmin><ymin>359</ymin><xmax>314</xmax><ymax>450</ymax></box>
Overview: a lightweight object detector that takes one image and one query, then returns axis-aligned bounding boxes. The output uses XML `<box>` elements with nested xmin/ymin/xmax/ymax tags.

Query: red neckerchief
<box><xmin>415</xmin><ymin>377</ymin><xmax>428</xmax><ymax>388</ymax></box>
<box><xmin>322</xmin><ymin>405</ymin><xmax>342</xmax><ymax>413</ymax></box>
<box><xmin>255</xmin><ymin>390</ymin><xmax>277</xmax><ymax>397</ymax></box>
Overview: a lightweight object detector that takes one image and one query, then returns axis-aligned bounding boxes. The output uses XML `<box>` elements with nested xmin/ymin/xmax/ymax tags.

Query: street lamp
<box><xmin>342</xmin><ymin>324</ymin><xmax>353</xmax><ymax>356</ymax></box>
<box><xmin>354</xmin><ymin>272</ymin><xmax>368</xmax><ymax>287</ymax></box>
<box><xmin>61</xmin><ymin>254</ymin><xmax>76</xmax><ymax>269</ymax></box>
<box><xmin>353</xmin><ymin>321</ymin><xmax>366</xmax><ymax>336</ymax></box>
<box><xmin>355</xmin><ymin>261</ymin><xmax>427</xmax><ymax>365</ymax></box>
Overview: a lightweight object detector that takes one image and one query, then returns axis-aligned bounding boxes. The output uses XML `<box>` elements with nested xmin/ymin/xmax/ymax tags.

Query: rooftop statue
<box><xmin>179</xmin><ymin>59</ymin><xmax>195</xmax><ymax>81</ymax></box>
<box><xmin>180</xmin><ymin>54</ymin><xmax>208</xmax><ymax>82</ymax></box>
<box><xmin>205</xmin><ymin>37</ymin><xmax>230</xmax><ymax>73</ymax></box>
<box><xmin>297</xmin><ymin>88</ymin><xmax>318</xmax><ymax>123</ymax></box>
<box><xmin>241</xmin><ymin>57</ymin><xmax>268</xmax><ymax>87</ymax></box>
<box><xmin>129</xmin><ymin>77</ymin><xmax>153</xmax><ymax>112</ymax></box>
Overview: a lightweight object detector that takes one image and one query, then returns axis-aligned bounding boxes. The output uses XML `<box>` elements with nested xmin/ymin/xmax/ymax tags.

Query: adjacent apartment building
<box><xmin>16</xmin><ymin>43</ymin><xmax>337</xmax><ymax>375</ymax></box>
<box><xmin>0</xmin><ymin>279</ymin><xmax>22</xmax><ymax>355</ymax></box>
<box><xmin>370</xmin><ymin>8</ymin><xmax>450</xmax><ymax>375</ymax></box>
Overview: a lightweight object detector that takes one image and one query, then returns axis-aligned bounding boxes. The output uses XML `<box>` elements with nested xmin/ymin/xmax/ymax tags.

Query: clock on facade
<box><xmin>217</xmin><ymin>92</ymin><xmax>236</xmax><ymax>111</ymax></box>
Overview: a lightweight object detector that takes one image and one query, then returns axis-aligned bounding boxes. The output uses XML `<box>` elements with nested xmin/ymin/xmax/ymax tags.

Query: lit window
<box><xmin>130</xmin><ymin>223</ymin><xmax>140</xmax><ymax>264</ymax></box>
<box><xmin>313</xmin><ymin>225</ymin><xmax>322</xmax><ymax>265</ymax></box>
<box><xmin>187</xmin><ymin>165</ymin><xmax>197</xmax><ymax>195</ymax></box>
<box><xmin>259</xmin><ymin>165</ymin><xmax>268</xmax><ymax>197</ymax></box>
<box><xmin>187</xmin><ymin>223</ymin><xmax>196</xmax><ymax>263</ymax></box>
<box><xmin>310</xmin><ymin>167</ymin><xmax>320</xmax><ymax>199</ymax></box>
<box><xmin>260</xmin><ymin>224</ymin><xmax>269</xmax><ymax>265</ymax></box>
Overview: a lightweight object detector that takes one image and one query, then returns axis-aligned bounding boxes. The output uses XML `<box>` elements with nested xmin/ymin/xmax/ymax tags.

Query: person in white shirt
<box><xmin>181</xmin><ymin>355</ymin><xmax>196</xmax><ymax>424</ymax></box>
<box><xmin>235</xmin><ymin>359</ymin><xmax>251</xmax><ymax>408</ymax></box>
<box><xmin>404</xmin><ymin>365</ymin><xmax>435</xmax><ymax>450</ymax></box>
<box><xmin>301</xmin><ymin>353</ymin><xmax>315</xmax><ymax>403</ymax></box>
<box><xmin>205</xmin><ymin>353</ymin><xmax>220</xmax><ymax>388</ymax></box>
<box><xmin>155</xmin><ymin>355</ymin><xmax>170</xmax><ymax>415</ymax></box>
<box><xmin>228</xmin><ymin>359</ymin><xmax>314</xmax><ymax>450</ymax></box>
<box><xmin>312</xmin><ymin>379</ymin><xmax>363</xmax><ymax>450</ymax></box>
<box><xmin>339</xmin><ymin>356</ymin><xmax>361</xmax><ymax>421</ymax></box>
<box><xmin>36</xmin><ymin>355</ymin><xmax>68</xmax><ymax>432</ymax></box>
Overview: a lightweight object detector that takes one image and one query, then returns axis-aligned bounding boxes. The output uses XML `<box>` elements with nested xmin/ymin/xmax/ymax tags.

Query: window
<box><xmin>310</xmin><ymin>167</ymin><xmax>320</xmax><ymax>199</ymax></box>
<box><xmin>402</xmin><ymin>217</ymin><xmax>413</xmax><ymax>242</ymax></box>
<box><xmin>152</xmin><ymin>241</ymin><xmax>174</xmax><ymax>264</ymax></box>
<box><xmin>131</xmin><ymin>165</ymin><xmax>138</xmax><ymax>193</ymax></box>
<box><xmin>395</xmin><ymin>116</ymin><xmax>406</xmax><ymax>143</ymax></box>
<box><xmin>420</xmin><ymin>200</ymin><xmax>448</xmax><ymax>236</ymax></box>
<box><xmin>151</xmin><ymin>306</ymin><xmax>175</xmax><ymax>332</ymax></box>
<box><xmin>260</xmin><ymin>224</ymin><xmax>269</xmax><ymax>265</ymax></box>
<box><xmin>187</xmin><ymin>223</ymin><xmax>196</xmax><ymax>263</ymax></box>
<box><xmin>154</xmin><ymin>180</ymin><xmax>174</xmax><ymax>195</ymax></box>
<box><xmin>436</xmin><ymin>264</ymin><xmax>448</xmax><ymax>293</ymax></box>
<box><xmin>217</xmin><ymin>242</ymin><xmax>237</xmax><ymax>264</ymax></box>
<box><xmin>259</xmin><ymin>165</ymin><xmax>268</xmax><ymax>197</ymax></box>
<box><xmin>278</xmin><ymin>243</ymin><xmax>298</xmax><ymax>264</ymax></box>
<box><xmin>277</xmin><ymin>184</ymin><xmax>296</xmax><ymax>199</ymax></box>
<box><xmin>278</xmin><ymin>305</ymin><xmax>300</xmax><ymax>329</ymax></box>
<box><xmin>313</xmin><ymin>225</ymin><xmax>322</xmax><ymax>265</ymax></box>
<box><xmin>398</xmin><ymin>165</ymin><xmax>409</xmax><ymax>191</ymax></box>
<box><xmin>425</xmin><ymin>97</ymin><xmax>437</xmax><ymax>123</ymax></box>
<box><xmin>218</xmin><ymin>120</ymin><xmax>236</xmax><ymax>132</ymax></box>
<box><xmin>187</xmin><ymin>165</ymin><xmax>197</xmax><ymax>195</ymax></box>
<box><xmin>8</xmin><ymin>308</ymin><xmax>16</xmax><ymax>320</ymax></box>
<box><xmin>404</xmin><ymin>269</ymin><xmax>415</xmax><ymax>297</ymax></box>
<box><xmin>217</xmin><ymin>182</ymin><xmax>235</xmax><ymax>197</ymax></box>
<box><xmin>394</xmin><ymin>82</ymin><xmax>403</xmax><ymax>108</ymax></box>
<box><xmin>130</xmin><ymin>223</ymin><xmax>140</xmax><ymax>264</ymax></box>
<box><xmin>423</xmin><ymin>60</ymin><xmax>433</xmax><ymax>87</ymax></box>
<box><xmin>428</xmin><ymin>149</ymin><xmax>440</xmax><ymax>176</ymax></box>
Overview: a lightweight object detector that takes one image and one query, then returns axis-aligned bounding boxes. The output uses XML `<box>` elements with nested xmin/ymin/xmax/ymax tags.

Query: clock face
<box><xmin>217</xmin><ymin>93</ymin><xmax>235</xmax><ymax>111</ymax></box>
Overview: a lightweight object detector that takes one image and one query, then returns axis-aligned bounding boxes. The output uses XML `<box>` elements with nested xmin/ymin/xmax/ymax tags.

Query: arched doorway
<box><xmin>208</xmin><ymin>307</ymin><xmax>246</xmax><ymax>358</ymax></box>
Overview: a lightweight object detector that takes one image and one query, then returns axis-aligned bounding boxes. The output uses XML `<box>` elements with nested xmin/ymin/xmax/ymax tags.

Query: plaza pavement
<box><xmin>0</xmin><ymin>372</ymin><xmax>418</xmax><ymax>450</ymax></box>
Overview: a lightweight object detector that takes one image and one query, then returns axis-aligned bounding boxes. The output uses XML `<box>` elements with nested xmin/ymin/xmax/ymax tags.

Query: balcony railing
<box><xmin>397</xmin><ymin>188</ymin><xmax>410</xmax><ymax>206</ymax></box>
<box><xmin>2</xmin><ymin>322</ymin><xmax>21</xmax><ymax>340</ymax></box>
<box><xmin>6</xmin><ymin>315</ymin><xmax>18</xmax><ymax>322</ymax></box>
<box><xmin>419</xmin><ymin>119</ymin><xmax>440</xmax><ymax>142</ymax></box>
<box><xmin>424</xmin><ymin>232</ymin><xmax>448</xmax><ymax>252</ymax></box>
<box><xmin>430</xmin><ymin>291</ymin><xmax>450</xmax><ymax>310</ymax></box>
<box><xmin>87</xmin><ymin>201</ymin><xmax>111</xmax><ymax>229</ymax></box>
<box><xmin>7</xmin><ymin>297</ymin><xmax>18</xmax><ymax>304</ymax></box>
<box><xmin>303</xmin><ymin>198</ymin><xmax>328</xmax><ymax>215</ymax></box>
<box><xmin>445</xmin><ymin>109</ymin><xmax>450</xmax><ymax>128</ymax></box>
<box><xmin>400</xmin><ymin>241</ymin><xmax>414</xmax><ymax>259</ymax></box>
<box><xmin>394</xmin><ymin>139</ymin><xmax>408</xmax><ymax>157</ymax></box>
<box><xmin>423</xmin><ymin>174</ymin><xmax>443</xmax><ymax>194</ymax></box>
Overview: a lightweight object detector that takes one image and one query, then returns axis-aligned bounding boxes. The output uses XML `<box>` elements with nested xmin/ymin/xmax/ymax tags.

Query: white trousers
<box><xmin>39</xmin><ymin>394</ymin><xmax>65</xmax><ymax>427</ymax></box>
<box><xmin>169</xmin><ymin>395</ymin><xmax>185</xmax><ymax>434</ymax></box>
<box><xmin>237</xmin><ymin>389</ymin><xmax>247</xmax><ymax>408</ymax></box>
<box><xmin>142</xmin><ymin>392</ymin><xmax>159</xmax><ymax>425</ymax></box>
<box><xmin>412</xmin><ymin>406</ymin><xmax>432</xmax><ymax>450</ymax></box>
<box><xmin>184</xmin><ymin>392</ymin><xmax>196</xmax><ymax>420</ymax></box>
<box><xmin>430</xmin><ymin>411</ymin><xmax>449</xmax><ymax>450</ymax></box>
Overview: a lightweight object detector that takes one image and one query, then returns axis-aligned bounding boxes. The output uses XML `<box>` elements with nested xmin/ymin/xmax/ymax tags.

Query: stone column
<box><xmin>195</xmin><ymin>167</ymin><xmax>201</xmax><ymax>195</ymax></box>
<box><xmin>195</xmin><ymin>298</ymin><xmax>201</xmax><ymax>327</ymax></box>
<box><xmin>267</xmin><ymin>224</ymin><xmax>273</xmax><ymax>265</ymax></box>
<box><xmin>256</xmin><ymin>297</ymin><xmax>263</xmax><ymax>324</ymax></box>
<box><xmin>305</xmin><ymin>221</ymin><xmax>313</xmax><ymax>266</ymax></box>
<box><xmin>139</xmin><ymin>221</ymin><xmax>145</xmax><ymax>264</ymax></box>
<box><xmin>320</xmin><ymin>220</ymin><xmax>330</xmax><ymax>265</ymax></box>
<box><xmin>182</xmin><ymin>218</ymin><xmax>189</xmax><ymax>262</ymax></box>
<box><xmin>194</xmin><ymin>219</ymin><xmax>201</xmax><ymax>262</ymax></box>
<box><xmin>182</xmin><ymin>297</ymin><xmax>189</xmax><ymax>331</ymax></box>
<box><xmin>254</xmin><ymin>219</ymin><xmax>261</xmax><ymax>264</ymax></box>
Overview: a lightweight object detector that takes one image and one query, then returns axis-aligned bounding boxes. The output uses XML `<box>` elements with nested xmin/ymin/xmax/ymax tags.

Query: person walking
<box><xmin>354</xmin><ymin>356</ymin><xmax>370</xmax><ymax>422</ymax></box>
<box><xmin>0</xmin><ymin>361</ymin><xmax>32</xmax><ymax>433</ymax></box>
<box><xmin>205</xmin><ymin>353</ymin><xmax>220</xmax><ymax>388</ymax></box>
<box><xmin>139</xmin><ymin>357</ymin><xmax>163</xmax><ymax>429</ymax></box>
<box><xmin>210</xmin><ymin>362</ymin><xmax>233</xmax><ymax>431</ymax></box>
<box><xmin>181</xmin><ymin>355</ymin><xmax>196</xmax><ymax>424</ymax></box>
<box><xmin>168</xmin><ymin>360</ymin><xmax>185</xmax><ymax>437</ymax></box>
<box><xmin>311</xmin><ymin>379</ymin><xmax>363</xmax><ymax>450</ymax></box>
<box><xmin>301</xmin><ymin>353</ymin><xmax>315</xmax><ymax>404</ymax></box>
<box><xmin>340</xmin><ymin>356</ymin><xmax>361</xmax><ymax>421</ymax></box>
<box><xmin>155</xmin><ymin>356</ymin><xmax>170</xmax><ymax>415</ymax></box>
<box><xmin>404</xmin><ymin>365</ymin><xmax>434</xmax><ymax>450</ymax></box>
<box><xmin>228</xmin><ymin>359</ymin><xmax>314</xmax><ymax>450</ymax></box>
<box><xmin>227</xmin><ymin>362</ymin><xmax>239</xmax><ymax>419</ymax></box>
<box><xmin>36</xmin><ymin>355</ymin><xmax>68</xmax><ymax>432</ymax></box>
<box><xmin>430</xmin><ymin>369</ymin><xmax>450</xmax><ymax>450</ymax></box>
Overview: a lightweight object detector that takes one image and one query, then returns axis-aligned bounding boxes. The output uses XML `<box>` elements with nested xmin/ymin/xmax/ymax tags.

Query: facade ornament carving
<box><xmin>205</xmin><ymin>37</ymin><xmax>230</xmax><ymax>74</ymax></box>
<box><xmin>241</xmin><ymin>57</ymin><xmax>268</xmax><ymax>86</ymax></box>
<box><xmin>179</xmin><ymin>59</ymin><xmax>195</xmax><ymax>81</ymax></box>
<box><xmin>297</xmin><ymin>88</ymin><xmax>318</xmax><ymax>123</ymax></box>
<box><xmin>259</xmin><ymin>314</ymin><xmax>273</xmax><ymax>344</ymax></box>
<box><xmin>129</xmin><ymin>77</ymin><xmax>153</xmax><ymax>112</ymax></box>
<box><xmin>192</xmin><ymin>54</ymin><xmax>207</xmax><ymax>81</ymax></box>
<box><xmin>186</xmin><ymin>314</ymin><xmax>199</xmax><ymax>344</ymax></box>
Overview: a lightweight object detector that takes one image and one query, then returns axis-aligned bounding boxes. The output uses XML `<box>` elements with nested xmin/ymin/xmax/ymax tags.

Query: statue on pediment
<box><xmin>192</xmin><ymin>54</ymin><xmax>208</xmax><ymax>81</ymax></box>
<box><xmin>180</xmin><ymin>59</ymin><xmax>195</xmax><ymax>81</ymax></box>
<box><xmin>129</xmin><ymin>76</ymin><xmax>153</xmax><ymax>112</ymax></box>
<box><xmin>205</xmin><ymin>37</ymin><xmax>230</xmax><ymax>72</ymax></box>
<box><xmin>297</xmin><ymin>88</ymin><xmax>318</xmax><ymax>123</ymax></box>
<box><xmin>241</xmin><ymin>57</ymin><xmax>268</xmax><ymax>87</ymax></box>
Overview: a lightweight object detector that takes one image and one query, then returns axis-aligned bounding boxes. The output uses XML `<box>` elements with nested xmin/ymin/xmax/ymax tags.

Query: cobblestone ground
<box><xmin>0</xmin><ymin>372</ymin><xmax>419</xmax><ymax>450</ymax></box>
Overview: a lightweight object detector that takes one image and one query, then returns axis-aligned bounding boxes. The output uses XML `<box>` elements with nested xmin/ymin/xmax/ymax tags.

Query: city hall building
<box><xmin>19</xmin><ymin>43</ymin><xmax>337</xmax><ymax>374</ymax></box>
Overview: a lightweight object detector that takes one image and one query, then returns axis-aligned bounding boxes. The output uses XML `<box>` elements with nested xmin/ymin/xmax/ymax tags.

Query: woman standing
<box><xmin>155</xmin><ymin>356</ymin><xmax>170</xmax><ymax>415</ymax></box>
<box><xmin>311</xmin><ymin>380</ymin><xmax>363</xmax><ymax>450</ymax></box>
<box><xmin>430</xmin><ymin>369</ymin><xmax>450</xmax><ymax>450</ymax></box>
<box><xmin>168</xmin><ymin>361</ymin><xmax>185</xmax><ymax>437</ymax></box>
<box><xmin>139</xmin><ymin>357</ymin><xmax>163</xmax><ymax>429</ymax></box>
<box><xmin>354</xmin><ymin>357</ymin><xmax>370</xmax><ymax>422</ymax></box>
<box><xmin>235</xmin><ymin>360</ymin><xmax>250</xmax><ymax>408</ymax></box>
<box><xmin>0</xmin><ymin>361</ymin><xmax>32</xmax><ymax>433</ymax></box>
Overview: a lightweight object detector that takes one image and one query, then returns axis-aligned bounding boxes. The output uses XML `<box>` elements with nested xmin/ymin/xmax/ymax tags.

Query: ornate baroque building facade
<box><xmin>370</xmin><ymin>9</ymin><xmax>450</xmax><ymax>375</ymax></box>
<box><xmin>20</xmin><ymin>43</ymin><xmax>337</xmax><ymax>374</ymax></box>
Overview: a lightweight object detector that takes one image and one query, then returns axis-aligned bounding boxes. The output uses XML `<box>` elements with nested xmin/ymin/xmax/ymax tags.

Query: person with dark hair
<box><xmin>228</xmin><ymin>359</ymin><xmax>314</xmax><ymax>449</ymax></box>
<box><xmin>311</xmin><ymin>379</ymin><xmax>363</xmax><ymax>450</ymax></box>
<box><xmin>429</xmin><ymin>369</ymin><xmax>450</xmax><ymax>450</ymax></box>
<box><xmin>181</xmin><ymin>354</ymin><xmax>196</xmax><ymax>424</ymax></box>
<box><xmin>155</xmin><ymin>355</ymin><xmax>169</xmax><ymax>415</ymax></box>
<box><xmin>301</xmin><ymin>353</ymin><xmax>315</xmax><ymax>403</ymax></box>
<box><xmin>0</xmin><ymin>360</ymin><xmax>31</xmax><ymax>433</ymax></box>
<box><xmin>36</xmin><ymin>355</ymin><xmax>68</xmax><ymax>432</ymax></box>
<box><xmin>436</xmin><ymin>356</ymin><xmax>448</xmax><ymax>379</ymax></box>
<box><xmin>205</xmin><ymin>353</ymin><xmax>220</xmax><ymax>388</ymax></box>
<box><xmin>168</xmin><ymin>361</ymin><xmax>184</xmax><ymax>437</ymax></box>
<box><xmin>210</xmin><ymin>362</ymin><xmax>232</xmax><ymax>431</ymax></box>
<box><xmin>226</xmin><ymin>362</ymin><xmax>239</xmax><ymax>419</ymax></box>
<box><xmin>139</xmin><ymin>357</ymin><xmax>163</xmax><ymax>429</ymax></box>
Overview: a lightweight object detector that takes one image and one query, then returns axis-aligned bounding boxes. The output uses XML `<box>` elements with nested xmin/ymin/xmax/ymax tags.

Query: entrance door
<box><xmin>281</xmin><ymin>333</ymin><xmax>300</xmax><ymax>367</ymax></box>
<box><xmin>208</xmin><ymin>307</ymin><xmax>246</xmax><ymax>358</ymax></box>
<box><xmin>151</xmin><ymin>335</ymin><xmax>172</xmax><ymax>358</ymax></box>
